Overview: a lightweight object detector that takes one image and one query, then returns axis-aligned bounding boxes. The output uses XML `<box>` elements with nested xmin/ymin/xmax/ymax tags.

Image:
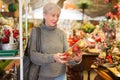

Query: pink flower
<box><xmin>106</xmin><ymin>12</ymin><xmax>114</xmax><ymax>19</ymax></box>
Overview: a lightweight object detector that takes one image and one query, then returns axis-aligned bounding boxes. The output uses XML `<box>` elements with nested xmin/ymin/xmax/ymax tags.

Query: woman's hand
<box><xmin>53</xmin><ymin>53</ymin><xmax>68</xmax><ymax>64</ymax></box>
<box><xmin>72</xmin><ymin>52</ymin><xmax>82</xmax><ymax>63</ymax></box>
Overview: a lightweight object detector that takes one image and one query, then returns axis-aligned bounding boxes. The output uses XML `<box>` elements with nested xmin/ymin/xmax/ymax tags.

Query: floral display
<box><xmin>94</xmin><ymin>40</ymin><xmax>120</xmax><ymax>66</ymax></box>
<box><xmin>99</xmin><ymin>20</ymin><xmax>116</xmax><ymax>41</ymax></box>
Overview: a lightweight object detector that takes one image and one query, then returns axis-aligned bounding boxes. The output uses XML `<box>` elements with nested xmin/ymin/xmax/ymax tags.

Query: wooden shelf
<box><xmin>0</xmin><ymin>12</ymin><xmax>15</xmax><ymax>17</ymax></box>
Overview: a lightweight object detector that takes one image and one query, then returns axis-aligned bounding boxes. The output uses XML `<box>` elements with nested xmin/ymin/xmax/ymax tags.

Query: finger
<box><xmin>58</xmin><ymin>53</ymin><xmax>63</xmax><ymax>56</ymax></box>
<box><xmin>77</xmin><ymin>53</ymin><xmax>83</xmax><ymax>57</ymax></box>
<box><xmin>59</xmin><ymin>60</ymin><xmax>68</xmax><ymax>64</ymax></box>
<box><xmin>59</xmin><ymin>55</ymin><xmax>67</xmax><ymax>59</ymax></box>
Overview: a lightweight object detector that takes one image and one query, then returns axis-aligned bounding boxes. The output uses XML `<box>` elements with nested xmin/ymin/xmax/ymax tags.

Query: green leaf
<box><xmin>76</xmin><ymin>0</ymin><xmax>92</xmax><ymax>9</ymax></box>
<box><xmin>0</xmin><ymin>60</ymin><xmax>12</xmax><ymax>69</ymax></box>
<box><xmin>0</xmin><ymin>13</ymin><xmax>3</xmax><ymax>17</ymax></box>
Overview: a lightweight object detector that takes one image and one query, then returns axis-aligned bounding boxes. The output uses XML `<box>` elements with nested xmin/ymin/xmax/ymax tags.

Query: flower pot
<box><xmin>1</xmin><ymin>43</ymin><xmax>18</xmax><ymax>50</ymax></box>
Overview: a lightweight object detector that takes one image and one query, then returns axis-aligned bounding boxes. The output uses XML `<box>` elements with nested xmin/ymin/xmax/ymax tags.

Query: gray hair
<box><xmin>43</xmin><ymin>3</ymin><xmax>61</xmax><ymax>14</ymax></box>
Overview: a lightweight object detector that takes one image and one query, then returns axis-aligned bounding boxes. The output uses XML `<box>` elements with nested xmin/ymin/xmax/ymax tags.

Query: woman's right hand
<box><xmin>53</xmin><ymin>53</ymin><xmax>68</xmax><ymax>64</ymax></box>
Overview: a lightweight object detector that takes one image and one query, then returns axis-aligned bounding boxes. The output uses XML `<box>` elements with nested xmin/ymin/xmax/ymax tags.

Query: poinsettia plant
<box><xmin>0</xmin><ymin>25</ymin><xmax>19</xmax><ymax>43</ymax></box>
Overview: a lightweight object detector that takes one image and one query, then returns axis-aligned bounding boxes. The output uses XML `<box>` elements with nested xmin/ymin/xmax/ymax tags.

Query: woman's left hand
<box><xmin>72</xmin><ymin>52</ymin><xmax>82</xmax><ymax>62</ymax></box>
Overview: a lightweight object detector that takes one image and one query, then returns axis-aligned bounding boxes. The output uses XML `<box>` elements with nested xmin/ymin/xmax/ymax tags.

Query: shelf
<box><xmin>0</xmin><ymin>56</ymin><xmax>20</xmax><ymax>60</ymax></box>
<box><xmin>0</xmin><ymin>0</ymin><xmax>23</xmax><ymax>80</ymax></box>
<box><xmin>0</xmin><ymin>12</ymin><xmax>15</xmax><ymax>17</ymax></box>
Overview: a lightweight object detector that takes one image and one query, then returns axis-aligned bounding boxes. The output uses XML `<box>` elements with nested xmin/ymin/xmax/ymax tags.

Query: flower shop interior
<box><xmin>0</xmin><ymin>0</ymin><xmax>120</xmax><ymax>80</ymax></box>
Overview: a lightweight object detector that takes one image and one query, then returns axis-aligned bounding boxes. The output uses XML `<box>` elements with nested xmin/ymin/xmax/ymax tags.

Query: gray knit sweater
<box><xmin>29</xmin><ymin>23</ymin><xmax>69</xmax><ymax>79</ymax></box>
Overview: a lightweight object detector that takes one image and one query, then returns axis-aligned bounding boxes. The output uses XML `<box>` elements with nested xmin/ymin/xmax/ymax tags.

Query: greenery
<box><xmin>99</xmin><ymin>20</ymin><xmax>116</xmax><ymax>32</ymax></box>
<box><xmin>0</xmin><ymin>68</ymin><xmax>5</xmax><ymax>78</ymax></box>
<box><xmin>118</xmin><ymin>0</ymin><xmax>120</xmax><ymax>2</ymax></box>
<box><xmin>8</xmin><ymin>3</ymin><xmax>17</xmax><ymax>12</ymax></box>
<box><xmin>22</xmin><ymin>22</ymin><xmax>33</xmax><ymax>30</ymax></box>
<box><xmin>76</xmin><ymin>0</ymin><xmax>92</xmax><ymax>9</ymax></box>
<box><xmin>116</xmin><ymin>41</ymin><xmax>120</xmax><ymax>48</ymax></box>
<box><xmin>0</xmin><ymin>60</ymin><xmax>12</xmax><ymax>70</ymax></box>
<box><xmin>81</xmin><ymin>22</ymin><xmax>95</xmax><ymax>33</ymax></box>
<box><xmin>0</xmin><ymin>60</ymin><xmax>12</xmax><ymax>78</ymax></box>
<box><xmin>0</xmin><ymin>13</ymin><xmax>3</xmax><ymax>17</ymax></box>
<box><xmin>76</xmin><ymin>0</ymin><xmax>92</xmax><ymax>20</ymax></box>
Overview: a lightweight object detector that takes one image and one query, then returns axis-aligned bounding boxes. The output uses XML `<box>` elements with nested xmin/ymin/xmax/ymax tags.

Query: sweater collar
<box><xmin>41</xmin><ymin>22</ymin><xmax>57</xmax><ymax>31</ymax></box>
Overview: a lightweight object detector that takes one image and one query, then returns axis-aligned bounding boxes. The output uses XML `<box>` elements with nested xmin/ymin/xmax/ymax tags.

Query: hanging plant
<box><xmin>8</xmin><ymin>3</ymin><xmax>17</xmax><ymax>12</ymax></box>
<box><xmin>76</xmin><ymin>0</ymin><xmax>92</xmax><ymax>21</ymax></box>
<box><xmin>76</xmin><ymin>0</ymin><xmax>92</xmax><ymax>9</ymax></box>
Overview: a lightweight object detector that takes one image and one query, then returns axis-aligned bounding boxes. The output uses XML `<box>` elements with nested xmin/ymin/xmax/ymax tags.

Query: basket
<box><xmin>1</xmin><ymin>43</ymin><xmax>18</xmax><ymax>50</ymax></box>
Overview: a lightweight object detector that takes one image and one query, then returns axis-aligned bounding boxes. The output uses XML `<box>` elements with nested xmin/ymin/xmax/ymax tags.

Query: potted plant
<box><xmin>0</xmin><ymin>25</ymin><xmax>19</xmax><ymax>50</ymax></box>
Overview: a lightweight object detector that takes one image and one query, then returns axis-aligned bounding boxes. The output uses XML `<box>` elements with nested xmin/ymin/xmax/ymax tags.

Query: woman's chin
<box><xmin>51</xmin><ymin>24</ymin><xmax>56</xmax><ymax>27</ymax></box>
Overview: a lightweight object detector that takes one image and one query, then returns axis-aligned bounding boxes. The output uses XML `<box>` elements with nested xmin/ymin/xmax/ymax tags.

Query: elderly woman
<box><xmin>29</xmin><ymin>2</ymin><xmax>82</xmax><ymax>80</ymax></box>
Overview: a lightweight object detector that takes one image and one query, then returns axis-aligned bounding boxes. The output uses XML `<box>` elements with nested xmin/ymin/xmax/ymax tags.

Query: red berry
<box><xmin>63</xmin><ymin>53</ymin><xmax>69</xmax><ymax>60</ymax></box>
<box><xmin>72</xmin><ymin>45</ymin><xmax>79</xmax><ymax>52</ymax></box>
<box><xmin>96</xmin><ymin>37</ymin><xmax>101</xmax><ymax>42</ymax></box>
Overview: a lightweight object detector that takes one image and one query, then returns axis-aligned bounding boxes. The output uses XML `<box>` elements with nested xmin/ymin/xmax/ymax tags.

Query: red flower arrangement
<box><xmin>106</xmin><ymin>4</ymin><xmax>120</xmax><ymax>20</ymax></box>
<box><xmin>0</xmin><ymin>26</ymin><xmax>19</xmax><ymax>43</ymax></box>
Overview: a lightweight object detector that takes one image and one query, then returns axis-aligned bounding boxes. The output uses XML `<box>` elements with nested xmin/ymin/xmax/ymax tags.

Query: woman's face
<box><xmin>44</xmin><ymin>11</ymin><xmax>60</xmax><ymax>27</ymax></box>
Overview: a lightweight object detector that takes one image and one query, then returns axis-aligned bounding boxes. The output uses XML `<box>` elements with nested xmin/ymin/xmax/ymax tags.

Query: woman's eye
<box><xmin>51</xmin><ymin>14</ymin><xmax>59</xmax><ymax>18</ymax></box>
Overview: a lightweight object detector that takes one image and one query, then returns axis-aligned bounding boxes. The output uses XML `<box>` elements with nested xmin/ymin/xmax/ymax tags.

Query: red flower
<box><xmin>1</xmin><ymin>36</ymin><xmax>9</xmax><ymax>43</ymax></box>
<box><xmin>114</xmin><ymin>4</ymin><xmax>119</xmax><ymax>9</ymax></box>
<box><xmin>12</xmin><ymin>29</ymin><xmax>19</xmax><ymax>39</ymax></box>
<box><xmin>106</xmin><ymin>12</ymin><xmax>114</xmax><ymax>19</ymax></box>
<box><xmin>3</xmin><ymin>29</ymin><xmax>10</xmax><ymax>37</ymax></box>
<box><xmin>63</xmin><ymin>53</ymin><xmax>69</xmax><ymax>61</ymax></box>
<box><xmin>0</xmin><ymin>27</ymin><xmax>19</xmax><ymax>43</ymax></box>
